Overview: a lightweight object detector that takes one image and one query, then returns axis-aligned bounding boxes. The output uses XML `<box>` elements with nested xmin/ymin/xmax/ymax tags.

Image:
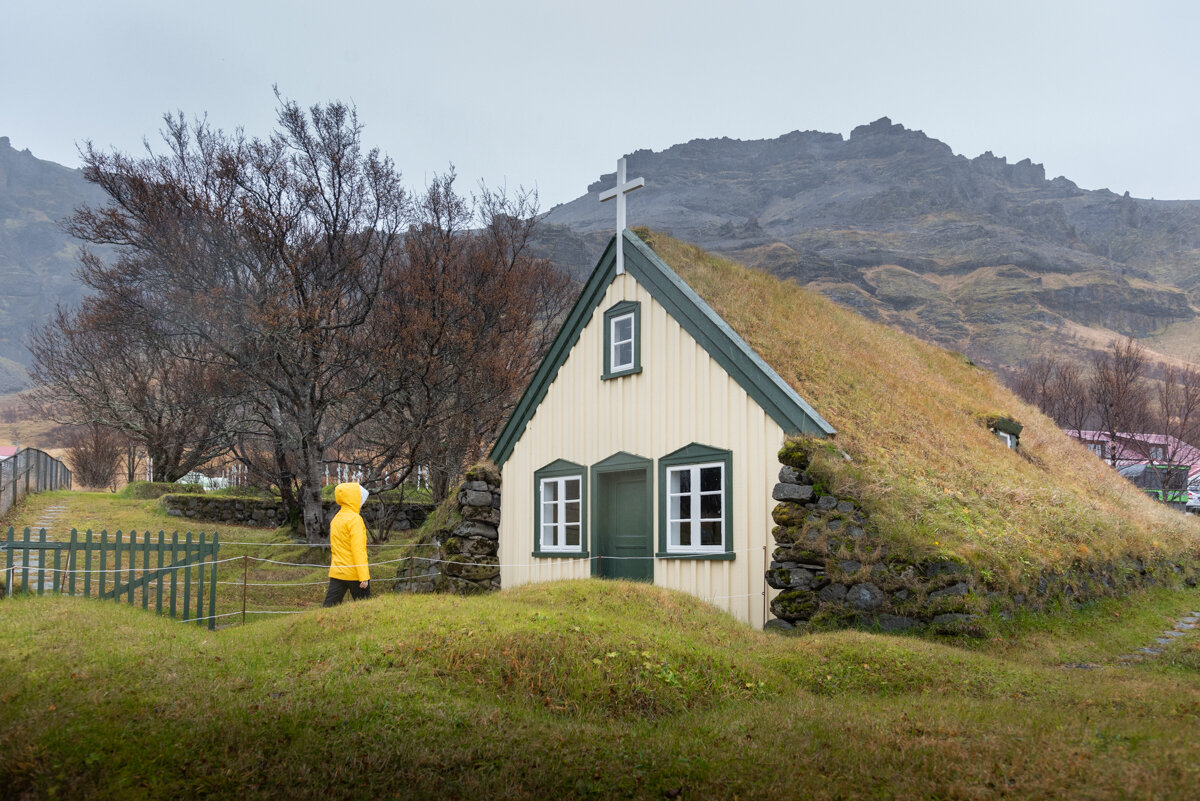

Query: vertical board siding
<box><xmin>500</xmin><ymin>274</ymin><xmax>786</xmax><ymax>628</ymax></box>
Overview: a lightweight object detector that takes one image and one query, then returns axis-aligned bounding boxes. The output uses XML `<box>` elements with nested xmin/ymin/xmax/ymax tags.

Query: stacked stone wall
<box><xmin>395</xmin><ymin>464</ymin><xmax>501</xmax><ymax>595</ymax></box>
<box><xmin>765</xmin><ymin>439</ymin><xmax>1199</xmax><ymax>636</ymax></box>
<box><xmin>160</xmin><ymin>494</ymin><xmax>432</xmax><ymax>532</ymax></box>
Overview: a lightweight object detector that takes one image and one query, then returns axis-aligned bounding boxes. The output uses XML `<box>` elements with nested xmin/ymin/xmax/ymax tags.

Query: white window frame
<box><xmin>539</xmin><ymin>475</ymin><xmax>583</xmax><ymax>552</ymax></box>
<box><xmin>609</xmin><ymin>312</ymin><xmax>636</xmax><ymax>373</ymax></box>
<box><xmin>665</xmin><ymin>461</ymin><xmax>725</xmax><ymax>553</ymax></box>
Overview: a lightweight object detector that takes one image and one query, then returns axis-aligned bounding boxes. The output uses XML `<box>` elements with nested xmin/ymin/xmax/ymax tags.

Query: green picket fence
<box><xmin>2</xmin><ymin>527</ymin><xmax>220</xmax><ymax>629</ymax></box>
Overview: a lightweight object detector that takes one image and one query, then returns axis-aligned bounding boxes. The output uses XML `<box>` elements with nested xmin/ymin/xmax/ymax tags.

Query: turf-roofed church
<box><xmin>489</xmin><ymin>222</ymin><xmax>834</xmax><ymax>628</ymax></box>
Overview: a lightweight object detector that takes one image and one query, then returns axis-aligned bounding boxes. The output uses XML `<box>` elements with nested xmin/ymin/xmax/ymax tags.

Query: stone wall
<box><xmin>160</xmin><ymin>494</ymin><xmax>432</xmax><ymax>533</ymax></box>
<box><xmin>394</xmin><ymin>464</ymin><xmax>501</xmax><ymax>595</ymax></box>
<box><xmin>765</xmin><ymin>438</ymin><xmax>1199</xmax><ymax>636</ymax></box>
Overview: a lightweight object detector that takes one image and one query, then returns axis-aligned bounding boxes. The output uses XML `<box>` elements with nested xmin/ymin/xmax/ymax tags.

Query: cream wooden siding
<box><xmin>499</xmin><ymin>272</ymin><xmax>787</xmax><ymax>628</ymax></box>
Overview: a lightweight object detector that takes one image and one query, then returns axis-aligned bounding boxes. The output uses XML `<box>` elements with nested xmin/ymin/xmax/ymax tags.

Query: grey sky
<box><xmin>3</xmin><ymin>1</ymin><xmax>1196</xmax><ymax>210</ymax></box>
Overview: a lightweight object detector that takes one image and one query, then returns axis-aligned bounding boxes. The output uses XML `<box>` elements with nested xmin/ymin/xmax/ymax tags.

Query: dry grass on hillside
<box><xmin>639</xmin><ymin>230</ymin><xmax>1200</xmax><ymax>582</ymax></box>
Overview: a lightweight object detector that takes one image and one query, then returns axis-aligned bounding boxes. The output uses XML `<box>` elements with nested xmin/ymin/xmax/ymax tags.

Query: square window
<box><xmin>664</xmin><ymin>461</ymin><xmax>725</xmax><ymax>554</ymax></box>
<box><xmin>539</xmin><ymin>474</ymin><xmax>585</xmax><ymax>553</ymax></box>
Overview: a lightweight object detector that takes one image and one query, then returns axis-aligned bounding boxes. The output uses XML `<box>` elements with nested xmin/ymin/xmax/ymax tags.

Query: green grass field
<box><xmin>3</xmin><ymin>576</ymin><xmax>1200</xmax><ymax>799</ymax></box>
<box><xmin>2</xmin><ymin>491</ymin><xmax>1200</xmax><ymax>799</ymax></box>
<box><xmin>1</xmin><ymin>490</ymin><xmax>424</xmax><ymax>624</ymax></box>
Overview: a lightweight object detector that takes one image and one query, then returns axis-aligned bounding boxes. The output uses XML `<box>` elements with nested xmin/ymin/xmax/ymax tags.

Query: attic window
<box><xmin>602</xmin><ymin>301</ymin><xmax>642</xmax><ymax>380</ymax></box>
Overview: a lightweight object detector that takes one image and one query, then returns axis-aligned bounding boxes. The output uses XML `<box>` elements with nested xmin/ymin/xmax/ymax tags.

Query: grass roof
<box><xmin>637</xmin><ymin>229</ymin><xmax>1200</xmax><ymax>584</ymax></box>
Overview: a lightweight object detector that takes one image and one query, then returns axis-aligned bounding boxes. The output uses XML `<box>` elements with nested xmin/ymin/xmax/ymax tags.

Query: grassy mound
<box><xmin>641</xmin><ymin>230</ymin><xmax>1200</xmax><ymax>584</ymax></box>
<box><xmin>4</xmin><ymin>580</ymin><xmax>1200</xmax><ymax>798</ymax></box>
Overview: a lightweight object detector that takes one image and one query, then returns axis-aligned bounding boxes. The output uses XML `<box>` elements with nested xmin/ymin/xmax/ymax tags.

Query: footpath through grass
<box><xmin>0</xmin><ymin>490</ymin><xmax>421</xmax><ymax>623</ymax></box>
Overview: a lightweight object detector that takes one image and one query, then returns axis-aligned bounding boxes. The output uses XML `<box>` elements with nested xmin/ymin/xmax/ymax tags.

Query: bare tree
<box><xmin>1049</xmin><ymin>359</ymin><xmax>1091</xmax><ymax>434</ymax></box>
<box><xmin>1010</xmin><ymin>354</ymin><xmax>1092</xmax><ymax>431</ymax></box>
<box><xmin>28</xmin><ymin>296</ymin><xmax>232</xmax><ymax>481</ymax></box>
<box><xmin>1090</xmin><ymin>338</ymin><xmax>1151</xmax><ymax>465</ymax></box>
<box><xmin>350</xmin><ymin>174</ymin><xmax>573</xmax><ymax>501</ymax></box>
<box><xmin>64</xmin><ymin>424</ymin><xmax>122</xmax><ymax>490</ymax></box>
<box><xmin>52</xmin><ymin>97</ymin><xmax>571</xmax><ymax>538</ymax></box>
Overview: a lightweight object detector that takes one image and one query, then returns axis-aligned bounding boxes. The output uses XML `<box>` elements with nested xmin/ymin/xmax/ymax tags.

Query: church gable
<box><xmin>490</xmin><ymin>230</ymin><xmax>833</xmax><ymax>467</ymax></box>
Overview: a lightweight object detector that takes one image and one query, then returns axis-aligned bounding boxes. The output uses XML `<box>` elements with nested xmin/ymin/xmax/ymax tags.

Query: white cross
<box><xmin>598</xmin><ymin>157</ymin><xmax>644</xmax><ymax>275</ymax></box>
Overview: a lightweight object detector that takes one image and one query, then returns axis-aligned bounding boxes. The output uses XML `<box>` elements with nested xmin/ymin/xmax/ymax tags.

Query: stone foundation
<box><xmin>394</xmin><ymin>464</ymin><xmax>501</xmax><ymax>595</ymax></box>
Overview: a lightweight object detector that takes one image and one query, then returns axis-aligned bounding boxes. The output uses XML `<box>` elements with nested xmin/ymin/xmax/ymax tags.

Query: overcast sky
<box><xmin>3</xmin><ymin>1</ymin><xmax>1196</xmax><ymax>210</ymax></box>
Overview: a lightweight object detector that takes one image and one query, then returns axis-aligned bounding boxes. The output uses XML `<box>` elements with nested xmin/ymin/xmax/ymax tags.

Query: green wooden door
<box><xmin>595</xmin><ymin>468</ymin><xmax>652</xmax><ymax>581</ymax></box>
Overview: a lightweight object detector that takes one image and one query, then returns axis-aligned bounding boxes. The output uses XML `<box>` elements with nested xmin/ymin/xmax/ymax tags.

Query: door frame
<box><xmin>590</xmin><ymin>451</ymin><xmax>653</xmax><ymax>580</ymax></box>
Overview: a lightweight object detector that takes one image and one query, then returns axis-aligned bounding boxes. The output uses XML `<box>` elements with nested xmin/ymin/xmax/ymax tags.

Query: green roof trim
<box><xmin>490</xmin><ymin>230</ymin><xmax>835</xmax><ymax>467</ymax></box>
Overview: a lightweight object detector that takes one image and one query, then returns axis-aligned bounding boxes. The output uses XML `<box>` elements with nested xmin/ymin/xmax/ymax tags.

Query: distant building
<box><xmin>1067</xmin><ymin>429</ymin><xmax>1200</xmax><ymax>494</ymax></box>
<box><xmin>0</xmin><ymin>445</ymin><xmax>17</xmax><ymax>462</ymax></box>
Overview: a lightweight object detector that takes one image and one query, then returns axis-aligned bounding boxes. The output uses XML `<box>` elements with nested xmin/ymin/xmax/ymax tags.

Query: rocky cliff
<box><xmin>0</xmin><ymin>136</ymin><xmax>104</xmax><ymax>377</ymax></box>
<box><xmin>540</xmin><ymin>118</ymin><xmax>1200</xmax><ymax>369</ymax></box>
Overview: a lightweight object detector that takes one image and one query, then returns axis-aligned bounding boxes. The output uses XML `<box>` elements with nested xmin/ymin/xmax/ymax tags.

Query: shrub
<box><xmin>119</xmin><ymin>481</ymin><xmax>201</xmax><ymax>500</ymax></box>
<box><xmin>208</xmin><ymin>485</ymin><xmax>277</xmax><ymax>499</ymax></box>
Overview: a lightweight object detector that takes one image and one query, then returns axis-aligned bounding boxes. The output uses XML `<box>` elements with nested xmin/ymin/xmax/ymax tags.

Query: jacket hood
<box><xmin>334</xmin><ymin>482</ymin><xmax>364</xmax><ymax>513</ymax></box>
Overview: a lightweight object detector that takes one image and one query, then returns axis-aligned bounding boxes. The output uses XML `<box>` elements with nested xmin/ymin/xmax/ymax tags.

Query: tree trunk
<box><xmin>431</xmin><ymin>467</ymin><xmax>452</xmax><ymax>504</ymax></box>
<box><xmin>301</xmin><ymin>478</ymin><xmax>325</xmax><ymax>545</ymax></box>
<box><xmin>300</xmin><ymin>437</ymin><xmax>326</xmax><ymax>544</ymax></box>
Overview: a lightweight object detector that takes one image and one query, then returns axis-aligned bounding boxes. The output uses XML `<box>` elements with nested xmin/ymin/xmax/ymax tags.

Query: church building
<box><xmin>489</xmin><ymin>178</ymin><xmax>834</xmax><ymax>627</ymax></box>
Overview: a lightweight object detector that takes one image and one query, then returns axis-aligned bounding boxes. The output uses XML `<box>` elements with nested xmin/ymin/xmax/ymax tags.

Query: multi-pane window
<box><xmin>666</xmin><ymin>462</ymin><xmax>724</xmax><ymax>551</ymax></box>
<box><xmin>540</xmin><ymin>476</ymin><xmax>582</xmax><ymax>551</ymax></box>
<box><xmin>602</xmin><ymin>301</ymin><xmax>640</xmax><ymax>379</ymax></box>
<box><xmin>610</xmin><ymin>313</ymin><xmax>635</xmax><ymax>373</ymax></box>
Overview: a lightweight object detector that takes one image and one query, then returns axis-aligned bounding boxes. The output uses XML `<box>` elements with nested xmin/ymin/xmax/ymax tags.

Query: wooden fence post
<box><xmin>182</xmin><ymin>532</ymin><xmax>193</xmax><ymax>623</ymax></box>
<box><xmin>4</xmin><ymin>527</ymin><xmax>12</xmax><ymax>598</ymax></box>
<box><xmin>207</xmin><ymin>532</ymin><xmax>219</xmax><ymax>630</ymax></box>
<box><xmin>196</xmin><ymin>533</ymin><xmax>206</xmax><ymax>627</ymax></box>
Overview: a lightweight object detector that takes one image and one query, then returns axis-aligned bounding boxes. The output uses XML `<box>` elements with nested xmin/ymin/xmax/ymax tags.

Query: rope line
<box><xmin>219</xmin><ymin>541</ymin><xmax>424</xmax><ymax>549</ymax></box>
<box><xmin>2</xmin><ymin>556</ymin><xmax>242</xmax><ymax>576</ymax></box>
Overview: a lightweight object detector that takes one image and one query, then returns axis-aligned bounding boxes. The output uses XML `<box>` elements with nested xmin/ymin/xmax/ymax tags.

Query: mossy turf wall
<box><xmin>766</xmin><ymin>438</ymin><xmax>1200</xmax><ymax>636</ymax></box>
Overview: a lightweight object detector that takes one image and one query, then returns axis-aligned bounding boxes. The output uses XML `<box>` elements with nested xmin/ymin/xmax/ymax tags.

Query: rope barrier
<box><xmin>244</xmin><ymin>555</ymin><xmax>407</xmax><ymax>568</ymax></box>
<box><xmin>2</xmin><ymin>556</ymin><xmax>243</xmax><ymax>576</ymax></box>
<box><xmin>219</xmin><ymin>541</ymin><xmax>424</xmax><ymax>549</ymax></box>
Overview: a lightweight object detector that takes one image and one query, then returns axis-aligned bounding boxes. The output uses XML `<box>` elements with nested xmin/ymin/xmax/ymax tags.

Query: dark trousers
<box><xmin>323</xmin><ymin>578</ymin><xmax>371</xmax><ymax>607</ymax></box>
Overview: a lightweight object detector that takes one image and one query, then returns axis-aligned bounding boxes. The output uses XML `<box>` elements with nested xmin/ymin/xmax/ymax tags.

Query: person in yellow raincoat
<box><xmin>322</xmin><ymin>482</ymin><xmax>371</xmax><ymax>606</ymax></box>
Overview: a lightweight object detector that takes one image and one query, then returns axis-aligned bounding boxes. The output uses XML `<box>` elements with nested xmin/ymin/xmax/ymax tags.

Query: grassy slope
<box><xmin>4</xmin><ymin>582</ymin><xmax>1200</xmax><ymax>799</ymax></box>
<box><xmin>640</xmin><ymin>230</ymin><xmax>1200</xmax><ymax>586</ymax></box>
<box><xmin>1</xmin><ymin>490</ymin><xmax>423</xmax><ymax>619</ymax></box>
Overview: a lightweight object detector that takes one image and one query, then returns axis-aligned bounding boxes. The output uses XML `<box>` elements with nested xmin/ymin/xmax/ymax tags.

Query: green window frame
<box><xmin>657</xmin><ymin>443</ymin><xmax>734</xmax><ymax>560</ymax></box>
<box><xmin>602</xmin><ymin>300</ymin><xmax>642</xmax><ymax>380</ymax></box>
<box><xmin>533</xmin><ymin>459</ymin><xmax>588</xmax><ymax>557</ymax></box>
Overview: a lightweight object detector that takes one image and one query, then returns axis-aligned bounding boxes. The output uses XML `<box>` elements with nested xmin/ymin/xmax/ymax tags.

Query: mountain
<box><xmin>539</xmin><ymin>118</ymin><xmax>1200</xmax><ymax>370</ymax></box>
<box><xmin>8</xmin><ymin>121</ymin><xmax>1200</xmax><ymax>383</ymax></box>
<box><xmin>0</xmin><ymin>136</ymin><xmax>103</xmax><ymax>381</ymax></box>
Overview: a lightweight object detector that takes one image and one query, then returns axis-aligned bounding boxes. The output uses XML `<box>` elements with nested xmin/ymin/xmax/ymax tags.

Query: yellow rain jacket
<box><xmin>329</xmin><ymin>483</ymin><xmax>370</xmax><ymax>583</ymax></box>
